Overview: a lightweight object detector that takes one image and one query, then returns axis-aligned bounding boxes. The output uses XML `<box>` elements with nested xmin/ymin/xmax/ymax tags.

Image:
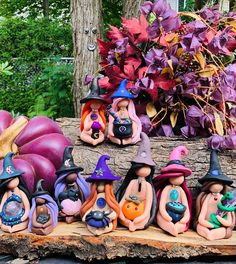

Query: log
<box><xmin>0</xmin><ymin>222</ymin><xmax>235</xmax><ymax>261</ymax></box>
<box><xmin>56</xmin><ymin>118</ymin><xmax>236</xmax><ymax>194</ymax></box>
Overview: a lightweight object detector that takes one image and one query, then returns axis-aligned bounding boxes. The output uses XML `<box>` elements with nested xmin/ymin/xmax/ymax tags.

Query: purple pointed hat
<box><xmin>132</xmin><ymin>132</ymin><xmax>155</xmax><ymax>167</ymax></box>
<box><xmin>86</xmin><ymin>155</ymin><xmax>121</xmax><ymax>182</ymax></box>
<box><xmin>160</xmin><ymin>146</ymin><xmax>192</xmax><ymax>177</ymax></box>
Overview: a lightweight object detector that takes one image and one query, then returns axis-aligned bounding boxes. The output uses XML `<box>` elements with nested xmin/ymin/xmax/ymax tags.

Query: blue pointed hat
<box><xmin>198</xmin><ymin>150</ymin><xmax>233</xmax><ymax>185</ymax></box>
<box><xmin>0</xmin><ymin>152</ymin><xmax>24</xmax><ymax>181</ymax></box>
<box><xmin>111</xmin><ymin>79</ymin><xmax>135</xmax><ymax>100</ymax></box>
<box><xmin>86</xmin><ymin>155</ymin><xmax>121</xmax><ymax>182</ymax></box>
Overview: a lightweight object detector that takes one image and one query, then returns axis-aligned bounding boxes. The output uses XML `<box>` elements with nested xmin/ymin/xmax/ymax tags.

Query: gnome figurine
<box><xmin>80</xmin><ymin>155</ymin><xmax>121</xmax><ymax>236</ymax></box>
<box><xmin>107</xmin><ymin>79</ymin><xmax>142</xmax><ymax>146</ymax></box>
<box><xmin>28</xmin><ymin>179</ymin><xmax>59</xmax><ymax>235</ymax></box>
<box><xmin>80</xmin><ymin>77</ymin><xmax>106</xmax><ymax>146</ymax></box>
<box><xmin>0</xmin><ymin>152</ymin><xmax>30</xmax><ymax>233</ymax></box>
<box><xmin>153</xmin><ymin>146</ymin><xmax>192</xmax><ymax>237</ymax></box>
<box><xmin>195</xmin><ymin>150</ymin><xmax>235</xmax><ymax>240</ymax></box>
<box><xmin>54</xmin><ymin>146</ymin><xmax>90</xmax><ymax>224</ymax></box>
<box><xmin>116</xmin><ymin>132</ymin><xmax>156</xmax><ymax>231</ymax></box>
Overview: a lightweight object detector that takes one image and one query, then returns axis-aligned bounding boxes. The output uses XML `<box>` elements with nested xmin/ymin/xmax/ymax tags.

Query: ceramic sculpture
<box><xmin>80</xmin><ymin>155</ymin><xmax>121</xmax><ymax>236</ymax></box>
<box><xmin>107</xmin><ymin>79</ymin><xmax>141</xmax><ymax>146</ymax></box>
<box><xmin>28</xmin><ymin>179</ymin><xmax>58</xmax><ymax>235</ymax></box>
<box><xmin>80</xmin><ymin>77</ymin><xmax>106</xmax><ymax>146</ymax></box>
<box><xmin>154</xmin><ymin>146</ymin><xmax>192</xmax><ymax>236</ymax></box>
<box><xmin>195</xmin><ymin>150</ymin><xmax>236</xmax><ymax>240</ymax></box>
<box><xmin>116</xmin><ymin>132</ymin><xmax>156</xmax><ymax>231</ymax></box>
<box><xmin>0</xmin><ymin>152</ymin><xmax>30</xmax><ymax>233</ymax></box>
<box><xmin>54</xmin><ymin>146</ymin><xmax>90</xmax><ymax>223</ymax></box>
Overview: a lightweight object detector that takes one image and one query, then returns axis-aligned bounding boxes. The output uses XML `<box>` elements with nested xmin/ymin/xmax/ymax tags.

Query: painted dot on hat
<box><xmin>141</xmin><ymin>151</ymin><xmax>147</xmax><ymax>158</ymax></box>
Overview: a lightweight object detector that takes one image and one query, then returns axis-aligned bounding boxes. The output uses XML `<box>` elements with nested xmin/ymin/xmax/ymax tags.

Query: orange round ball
<box><xmin>122</xmin><ymin>200</ymin><xmax>145</xmax><ymax>220</ymax></box>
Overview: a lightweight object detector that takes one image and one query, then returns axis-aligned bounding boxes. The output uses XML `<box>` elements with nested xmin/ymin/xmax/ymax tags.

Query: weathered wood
<box><xmin>122</xmin><ymin>0</ymin><xmax>145</xmax><ymax>18</ymax></box>
<box><xmin>57</xmin><ymin>118</ymin><xmax>236</xmax><ymax>194</ymax></box>
<box><xmin>0</xmin><ymin>222</ymin><xmax>235</xmax><ymax>261</ymax></box>
<box><xmin>71</xmin><ymin>0</ymin><xmax>103</xmax><ymax>116</ymax></box>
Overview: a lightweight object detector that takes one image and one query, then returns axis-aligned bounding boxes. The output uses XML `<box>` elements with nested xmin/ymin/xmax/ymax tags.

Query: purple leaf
<box><xmin>207</xmin><ymin>134</ymin><xmax>225</xmax><ymax>149</ymax></box>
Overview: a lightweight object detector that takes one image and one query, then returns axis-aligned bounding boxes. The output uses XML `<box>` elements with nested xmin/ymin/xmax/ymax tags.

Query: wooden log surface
<box><xmin>56</xmin><ymin>118</ymin><xmax>236</xmax><ymax>195</ymax></box>
<box><xmin>0</xmin><ymin>222</ymin><xmax>235</xmax><ymax>261</ymax></box>
<box><xmin>0</xmin><ymin>117</ymin><xmax>235</xmax><ymax>261</ymax></box>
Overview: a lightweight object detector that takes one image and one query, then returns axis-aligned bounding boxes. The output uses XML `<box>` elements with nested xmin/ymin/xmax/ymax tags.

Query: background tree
<box><xmin>122</xmin><ymin>0</ymin><xmax>145</xmax><ymax>18</ymax></box>
<box><xmin>71</xmin><ymin>0</ymin><xmax>103</xmax><ymax>116</ymax></box>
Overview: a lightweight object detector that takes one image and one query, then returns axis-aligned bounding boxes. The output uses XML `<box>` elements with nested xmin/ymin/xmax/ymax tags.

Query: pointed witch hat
<box><xmin>132</xmin><ymin>132</ymin><xmax>155</xmax><ymax>167</ymax></box>
<box><xmin>198</xmin><ymin>150</ymin><xmax>233</xmax><ymax>185</ymax></box>
<box><xmin>0</xmin><ymin>152</ymin><xmax>24</xmax><ymax>181</ymax></box>
<box><xmin>56</xmin><ymin>146</ymin><xmax>83</xmax><ymax>175</ymax></box>
<box><xmin>80</xmin><ymin>77</ymin><xmax>106</xmax><ymax>104</ymax></box>
<box><xmin>160</xmin><ymin>146</ymin><xmax>192</xmax><ymax>177</ymax></box>
<box><xmin>86</xmin><ymin>154</ymin><xmax>121</xmax><ymax>182</ymax></box>
<box><xmin>111</xmin><ymin>79</ymin><xmax>135</xmax><ymax>100</ymax></box>
<box><xmin>32</xmin><ymin>179</ymin><xmax>49</xmax><ymax>198</ymax></box>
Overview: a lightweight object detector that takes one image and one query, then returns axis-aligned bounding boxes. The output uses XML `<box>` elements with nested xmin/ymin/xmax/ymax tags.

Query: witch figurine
<box><xmin>107</xmin><ymin>79</ymin><xmax>142</xmax><ymax>146</ymax></box>
<box><xmin>80</xmin><ymin>155</ymin><xmax>121</xmax><ymax>236</ymax></box>
<box><xmin>153</xmin><ymin>146</ymin><xmax>192</xmax><ymax>237</ymax></box>
<box><xmin>28</xmin><ymin>179</ymin><xmax>58</xmax><ymax>235</ymax></box>
<box><xmin>195</xmin><ymin>150</ymin><xmax>236</xmax><ymax>240</ymax></box>
<box><xmin>0</xmin><ymin>152</ymin><xmax>30</xmax><ymax>233</ymax></box>
<box><xmin>80</xmin><ymin>77</ymin><xmax>106</xmax><ymax>146</ymax></box>
<box><xmin>54</xmin><ymin>146</ymin><xmax>90</xmax><ymax>224</ymax></box>
<box><xmin>116</xmin><ymin>132</ymin><xmax>156</xmax><ymax>231</ymax></box>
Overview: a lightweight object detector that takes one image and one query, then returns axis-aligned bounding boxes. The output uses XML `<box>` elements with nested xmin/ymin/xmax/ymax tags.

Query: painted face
<box><xmin>90</xmin><ymin>100</ymin><xmax>102</xmax><ymax>110</ymax></box>
<box><xmin>36</xmin><ymin>197</ymin><xmax>46</xmax><ymax>205</ymax></box>
<box><xmin>135</xmin><ymin>166</ymin><xmax>151</xmax><ymax>178</ymax></box>
<box><xmin>7</xmin><ymin>177</ymin><xmax>19</xmax><ymax>189</ymax></box>
<box><xmin>117</xmin><ymin>99</ymin><xmax>129</xmax><ymax>108</ymax></box>
<box><xmin>209</xmin><ymin>183</ymin><xmax>224</xmax><ymax>193</ymax></box>
<box><xmin>169</xmin><ymin>176</ymin><xmax>184</xmax><ymax>186</ymax></box>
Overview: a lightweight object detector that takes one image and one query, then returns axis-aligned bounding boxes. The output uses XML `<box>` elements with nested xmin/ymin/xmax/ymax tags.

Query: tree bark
<box><xmin>122</xmin><ymin>0</ymin><xmax>145</xmax><ymax>18</ymax></box>
<box><xmin>42</xmin><ymin>0</ymin><xmax>49</xmax><ymax>18</ymax></box>
<box><xmin>71</xmin><ymin>0</ymin><xmax>103</xmax><ymax>116</ymax></box>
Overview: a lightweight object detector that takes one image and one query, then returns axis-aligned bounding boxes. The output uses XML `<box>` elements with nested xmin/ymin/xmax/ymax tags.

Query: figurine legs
<box><xmin>196</xmin><ymin>224</ymin><xmax>229</xmax><ymax>240</ymax></box>
<box><xmin>32</xmin><ymin>225</ymin><xmax>54</xmax><ymax>235</ymax></box>
<box><xmin>65</xmin><ymin>216</ymin><xmax>77</xmax><ymax>224</ymax></box>
<box><xmin>108</xmin><ymin>136</ymin><xmax>132</xmax><ymax>146</ymax></box>
<box><xmin>80</xmin><ymin>131</ymin><xmax>104</xmax><ymax>146</ymax></box>
<box><xmin>157</xmin><ymin>212</ymin><xmax>186</xmax><ymax>237</ymax></box>
<box><xmin>87</xmin><ymin>224</ymin><xmax>113</xmax><ymax>236</ymax></box>
<box><xmin>1</xmin><ymin>220</ymin><xmax>28</xmax><ymax>233</ymax></box>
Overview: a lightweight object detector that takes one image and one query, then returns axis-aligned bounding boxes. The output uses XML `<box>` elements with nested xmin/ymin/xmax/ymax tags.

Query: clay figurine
<box><xmin>80</xmin><ymin>77</ymin><xmax>106</xmax><ymax>146</ymax></box>
<box><xmin>80</xmin><ymin>155</ymin><xmax>121</xmax><ymax>236</ymax></box>
<box><xmin>195</xmin><ymin>150</ymin><xmax>236</xmax><ymax>240</ymax></box>
<box><xmin>154</xmin><ymin>146</ymin><xmax>192</xmax><ymax>236</ymax></box>
<box><xmin>107</xmin><ymin>79</ymin><xmax>142</xmax><ymax>146</ymax></box>
<box><xmin>0</xmin><ymin>152</ymin><xmax>30</xmax><ymax>233</ymax></box>
<box><xmin>116</xmin><ymin>132</ymin><xmax>157</xmax><ymax>231</ymax></box>
<box><xmin>28</xmin><ymin>179</ymin><xmax>59</xmax><ymax>235</ymax></box>
<box><xmin>54</xmin><ymin>146</ymin><xmax>90</xmax><ymax>223</ymax></box>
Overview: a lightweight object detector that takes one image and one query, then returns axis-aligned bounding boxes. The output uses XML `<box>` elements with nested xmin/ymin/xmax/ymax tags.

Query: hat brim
<box><xmin>0</xmin><ymin>176</ymin><xmax>20</xmax><ymax>188</ymax></box>
<box><xmin>56</xmin><ymin>166</ymin><xmax>83</xmax><ymax>175</ymax></box>
<box><xmin>160</xmin><ymin>164</ymin><xmax>192</xmax><ymax>176</ymax></box>
<box><xmin>198</xmin><ymin>174</ymin><xmax>233</xmax><ymax>185</ymax></box>
<box><xmin>80</xmin><ymin>96</ymin><xmax>106</xmax><ymax>104</ymax></box>
<box><xmin>131</xmin><ymin>160</ymin><xmax>156</xmax><ymax>167</ymax></box>
<box><xmin>32</xmin><ymin>190</ymin><xmax>50</xmax><ymax>198</ymax></box>
<box><xmin>86</xmin><ymin>175</ymin><xmax>121</xmax><ymax>182</ymax></box>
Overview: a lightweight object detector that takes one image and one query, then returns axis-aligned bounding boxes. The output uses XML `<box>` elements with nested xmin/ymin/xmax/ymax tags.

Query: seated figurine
<box><xmin>195</xmin><ymin>150</ymin><xmax>236</xmax><ymax>240</ymax></box>
<box><xmin>116</xmin><ymin>132</ymin><xmax>156</xmax><ymax>231</ymax></box>
<box><xmin>28</xmin><ymin>179</ymin><xmax>58</xmax><ymax>235</ymax></box>
<box><xmin>154</xmin><ymin>146</ymin><xmax>192</xmax><ymax>237</ymax></box>
<box><xmin>80</xmin><ymin>77</ymin><xmax>106</xmax><ymax>146</ymax></box>
<box><xmin>80</xmin><ymin>155</ymin><xmax>121</xmax><ymax>236</ymax></box>
<box><xmin>107</xmin><ymin>79</ymin><xmax>141</xmax><ymax>146</ymax></box>
<box><xmin>54</xmin><ymin>146</ymin><xmax>90</xmax><ymax>224</ymax></box>
<box><xmin>0</xmin><ymin>152</ymin><xmax>30</xmax><ymax>233</ymax></box>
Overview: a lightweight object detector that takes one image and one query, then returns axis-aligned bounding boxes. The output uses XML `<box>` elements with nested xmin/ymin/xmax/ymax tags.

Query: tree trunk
<box><xmin>122</xmin><ymin>0</ymin><xmax>145</xmax><ymax>18</ymax></box>
<box><xmin>71</xmin><ymin>0</ymin><xmax>103</xmax><ymax>116</ymax></box>
<box><xmin>43</xmin><ymin>0</ymin><xmax>49</xmax><ymax>18</ymax></box>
